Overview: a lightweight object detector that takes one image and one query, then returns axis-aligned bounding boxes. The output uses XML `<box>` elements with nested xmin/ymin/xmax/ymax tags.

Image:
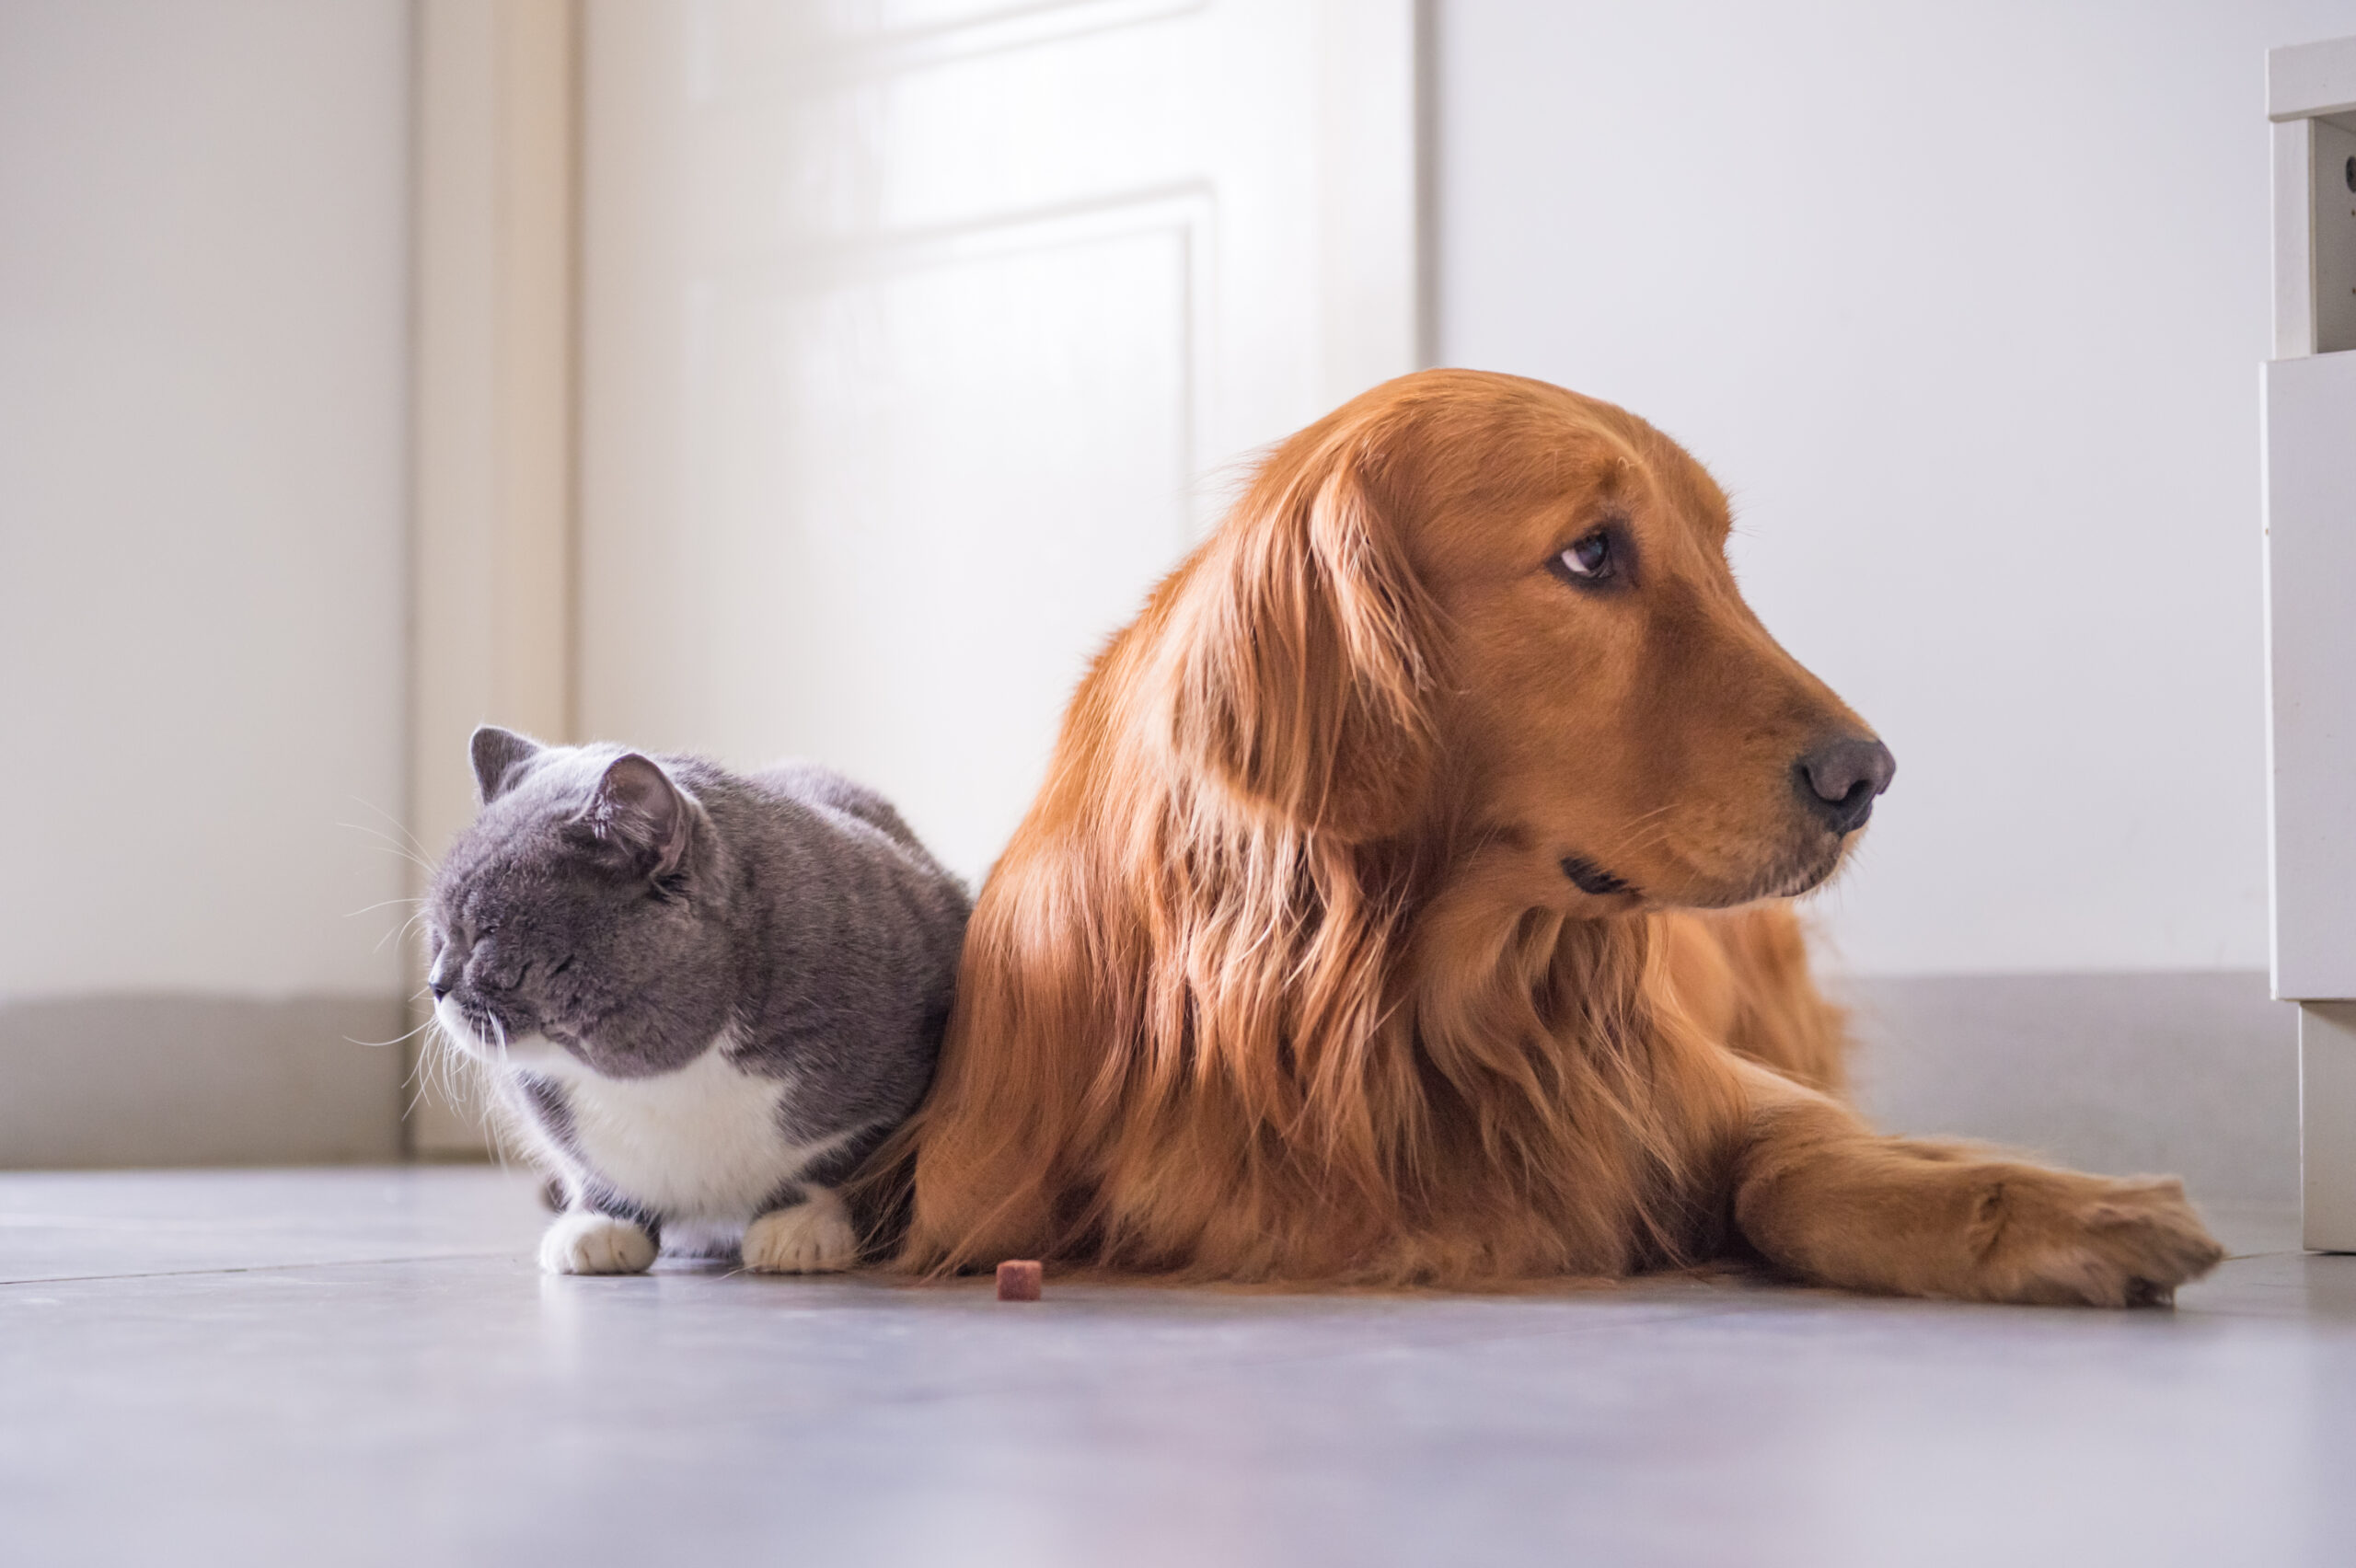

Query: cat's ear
<box><xmin>583</xmin><ymin>754</ymin><xmax>691</xmax><ymax>878</ymax></box>
<box><xmin>470</xmin><ymin>726</ymin><xmax>544</xmax><ymax>805</ymax></box>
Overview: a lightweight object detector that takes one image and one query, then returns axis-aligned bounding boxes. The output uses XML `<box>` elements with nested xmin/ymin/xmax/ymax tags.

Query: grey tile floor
<box><xmin>1</xmin><ymin>1169</ymin><xmax>2348</xmax><ymax>1568</ymax></box>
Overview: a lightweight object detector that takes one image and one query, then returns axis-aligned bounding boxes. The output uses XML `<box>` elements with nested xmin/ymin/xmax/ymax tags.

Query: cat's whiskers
<box><xmin>341</xmin><ymin>797</ymin><xmax>437</xmax><ymax>869</ymax></box>
<box><xmin>359</xmin><ymin>899</ymin><xmax>433</xmax><ymax>956</ymax></box>
<box><xmin>347</xmin><ymin>1009</ymin><xmax>435</xmax><ymax>1052</ymax></box>
<box><xmin>346</xmin><ymin>896</ymin><xmax>422</xmax><ymax>918</ymax></box>
<box><xmin>408</xmin><ymin>1001</ymin><xmax>524</xmax><ymax>1164</ymax></box>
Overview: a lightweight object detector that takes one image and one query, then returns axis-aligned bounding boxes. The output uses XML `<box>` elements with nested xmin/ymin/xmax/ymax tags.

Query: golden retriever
<box><xmin>895</xmin><ymin>369</ymin><xmax>2223</xmax><ymax>1305</ymax></box>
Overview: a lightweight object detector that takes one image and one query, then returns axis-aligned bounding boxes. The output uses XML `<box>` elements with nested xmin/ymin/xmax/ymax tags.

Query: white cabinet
<box><xmin>2264</xmin><ymin>33</ymin><xmax>2356</xmax><ymax>1249</ymax></box>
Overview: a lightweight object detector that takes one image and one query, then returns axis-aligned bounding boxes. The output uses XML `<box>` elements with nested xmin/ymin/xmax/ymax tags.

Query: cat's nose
<box><xmin>429</xmin><ymin>976</ymin><xmax>454</xmax><ymax>1002</ymax></box>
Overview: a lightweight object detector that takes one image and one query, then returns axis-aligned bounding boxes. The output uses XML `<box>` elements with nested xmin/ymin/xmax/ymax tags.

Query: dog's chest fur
<box><xmin>502</xmin><ymin>1033</ymin><xmax>837</xmax><ymax>1223</ymax></box>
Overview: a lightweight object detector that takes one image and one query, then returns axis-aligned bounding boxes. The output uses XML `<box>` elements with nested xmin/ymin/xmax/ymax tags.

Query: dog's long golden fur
<box><xmin>895</xmin><ymin>370</ymin><xmax>2223</xmax><ymax>1304</ymax></box>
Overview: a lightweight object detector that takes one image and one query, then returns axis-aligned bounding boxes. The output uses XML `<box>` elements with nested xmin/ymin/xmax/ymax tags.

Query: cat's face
<box><xmin>424</xmin><ymin>729</ymin><xmax>736</xmax><ymax>1079</ymax></box>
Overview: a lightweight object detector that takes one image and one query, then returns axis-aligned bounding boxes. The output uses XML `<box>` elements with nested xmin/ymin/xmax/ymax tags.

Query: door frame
<box><xmin>407</xmin><ymin>0</ymin><xmax>581</xmax><ymax>1154</ymax></box>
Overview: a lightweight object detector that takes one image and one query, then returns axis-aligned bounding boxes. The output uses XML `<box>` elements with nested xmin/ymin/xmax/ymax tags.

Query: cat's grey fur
<box><xmin>424</xmin><ymin>726</ymin><xmax>968</xmax><ymax>1274</ymax></box>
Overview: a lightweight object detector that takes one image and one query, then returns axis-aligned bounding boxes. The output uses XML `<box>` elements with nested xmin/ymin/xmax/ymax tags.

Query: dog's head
<box><xmin>1170</xmin><ymin>368</ymin><xmax>1891</xmax><ymax>912</ymax></box>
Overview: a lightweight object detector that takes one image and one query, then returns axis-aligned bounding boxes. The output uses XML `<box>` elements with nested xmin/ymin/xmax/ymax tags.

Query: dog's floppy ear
<box><xmin>1172</xmin><ymin>432</ymin><xmax>1439</xmax><ymax>841</ymax></box>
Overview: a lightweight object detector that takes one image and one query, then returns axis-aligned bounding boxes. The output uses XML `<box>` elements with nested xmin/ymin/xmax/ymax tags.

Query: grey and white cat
<box><xmin>424</xmin><ymin>726</ymin><xmax>968</xmax><ymax>1275</ymax></box>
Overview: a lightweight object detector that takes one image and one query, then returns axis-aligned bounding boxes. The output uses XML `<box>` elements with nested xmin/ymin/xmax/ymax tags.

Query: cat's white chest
<box><xmin>504</xmin><ymin>1033</ymin><xmax>824</xmax><ymax>1224</ymax></box>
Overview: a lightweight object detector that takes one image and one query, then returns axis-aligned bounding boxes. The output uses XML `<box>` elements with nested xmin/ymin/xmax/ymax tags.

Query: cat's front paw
<box><xmin>539</xmin><ymin>1212</ymin><xmax>657</xmax><ymax>1275</ymax></box>
<box><xmin>742</xmin><ymin>1191</ymin><xmax>857</xmax><ymax>1274</ymax></box>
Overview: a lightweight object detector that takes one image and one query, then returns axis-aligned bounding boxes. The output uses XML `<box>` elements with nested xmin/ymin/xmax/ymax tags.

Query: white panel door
<box><xmin>575</xmin><ymin>0</ymin><xmax>1415</xmax><ymax>882</ymax></box>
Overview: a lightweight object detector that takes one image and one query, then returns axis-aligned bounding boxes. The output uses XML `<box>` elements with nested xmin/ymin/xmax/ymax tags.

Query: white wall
<box><xmin>1438</xmin><ymin>0</ymin><xmax>2356</xmax><ymax>975</ymax></box>
<box><xmin>0</xmin><ymin>1</ymin><xmax>412</xmax><ymax>1001</ymax></box>
<box><xmin>0</xmin><ymin>2</ymin><xmax>2324</xmax><ymax>999</ymax></box>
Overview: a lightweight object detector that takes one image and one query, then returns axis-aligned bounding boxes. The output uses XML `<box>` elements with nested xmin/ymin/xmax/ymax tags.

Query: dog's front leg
<box><xmin>1723</xmin><ymin>1058</ymin><xmax>2223</xmax><ymax>1306</ymax></box>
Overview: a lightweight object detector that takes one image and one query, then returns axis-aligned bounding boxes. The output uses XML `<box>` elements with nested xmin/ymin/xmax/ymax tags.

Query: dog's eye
<box><xmin>1556</xmin><ymin>532</ymin><xmax>1614</xmax><ymax>582</ymax></box>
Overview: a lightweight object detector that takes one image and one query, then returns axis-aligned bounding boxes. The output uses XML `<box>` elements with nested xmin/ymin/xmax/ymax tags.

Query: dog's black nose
<box><xmin>1796</xmin><ymin>736</ymin><xmax>1896</xmax><ymax>834</ymax></box>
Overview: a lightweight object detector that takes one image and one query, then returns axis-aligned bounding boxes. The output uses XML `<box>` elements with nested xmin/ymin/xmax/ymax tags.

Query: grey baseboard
<box><xmin>1838</xmin><ymin>969</ymin><xmax>2296</xmax><ymax>1206</ymax></box>
<box><xmin>0</xmin><ymin>974</ymin><xmax>2300</xmax><ymax>1201</ymax></box>
<box><xmin>0</xmin><ymin>993</ymin><xmax>410</xmax><ymax>1169</ymax></box>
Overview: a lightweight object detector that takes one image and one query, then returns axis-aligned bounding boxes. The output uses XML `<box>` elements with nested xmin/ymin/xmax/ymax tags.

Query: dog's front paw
<box><xmin>742</xmin><ymin>1191</ymin><xmax>857</xmax><ymax>1274</ymax></box>
<box><xmin>539</xmin><ymin>1212</ymin><xmax>657</xmax><ymax>1275</ymax></box>
<box><xmin>1978</xmin><ymin>1172</ymin><xmax>2225</xmax><ymax>1307</ymax></box>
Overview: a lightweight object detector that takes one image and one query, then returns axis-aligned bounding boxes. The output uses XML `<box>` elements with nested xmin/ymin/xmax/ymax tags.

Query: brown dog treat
<box><xmin>995</xmin><ymin>1259</ymin><xmax>1043</xmax><ymax>1301</ymax></box>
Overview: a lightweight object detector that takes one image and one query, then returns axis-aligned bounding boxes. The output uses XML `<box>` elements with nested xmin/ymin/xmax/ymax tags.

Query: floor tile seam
<box><xmin>1204</xmin><ymin>1298</ymin><xmax>1791</xmax><ymax>1367</ymax></box>
<box><xmin>702</xmin><ymin>1302</ymin><xmax>2356</xmax><ymax>1417</ymax></box>
<box><xmin>832</xmin><ymin>1299</ymin><xmax>1806</xmax><ymax>1395</ymax></box>
<box><xmin>651</xmin><ymin>1298</ymin><xmax>1805</xmax><ymax>1415</ymax></box>
<box><xmin>0</xmin><ymin>1249</ymin><xmax>525</xmax><ymax>1287</ymax></box>
<box><xmin>930</xmin><ymin>1288</ymin><xmax>2341</xmax><ymax>1350</ymax></box>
